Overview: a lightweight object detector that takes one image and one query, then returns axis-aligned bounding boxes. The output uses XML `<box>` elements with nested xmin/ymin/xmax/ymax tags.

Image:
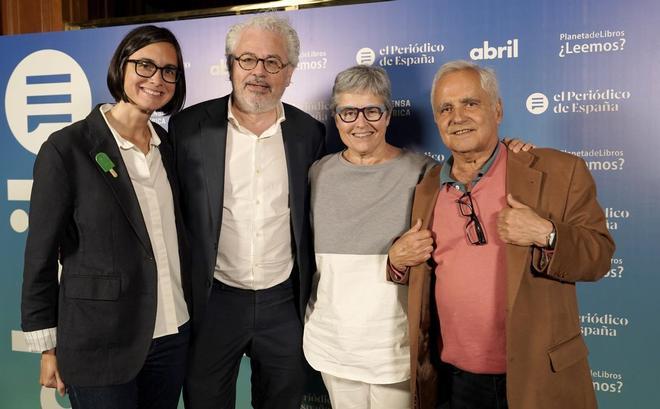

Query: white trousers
<box><xmin>321</xmin><ymin>372</ymin><xmax>411</xmax><ymax>409</ymax></box>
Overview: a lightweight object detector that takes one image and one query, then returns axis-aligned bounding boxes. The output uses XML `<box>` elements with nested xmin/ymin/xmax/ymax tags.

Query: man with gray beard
<box><xmin>168</xmin><ymin>14</ymin><xmax>325</xmax><ymax>409</ymax></box>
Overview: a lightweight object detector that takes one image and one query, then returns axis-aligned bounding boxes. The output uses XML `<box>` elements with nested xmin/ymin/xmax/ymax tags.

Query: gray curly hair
<box><xmin>225</xmin><ymin>14</ymin><xmax>300</xmax><ymax>72</ymax></box>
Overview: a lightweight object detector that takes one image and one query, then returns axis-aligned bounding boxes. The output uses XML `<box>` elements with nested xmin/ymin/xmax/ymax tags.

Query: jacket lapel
<box><xmin>157</xmin><ymin>127</ymin><xmax>176</xmax><ymax>190</ymax></box>
<box><xmin>199</xmin><ymin>100</ymin><xmax>229</xmax><ymax>240</ymax></box>
<box><xmin>505</xmin><ymin>150</ymin><xmax>543</xmax><ymax>311</ymax></box>
<box><xmin>281</xmin><ymin>107</ymin><xmax>304</xmax><ymax>249</ymax></box>
<box><xmin>86</xmin><ymin>107</ymin><xmax>153</xmax><ymax>257</ymax></box>
<box><xmin>158</xmin><ymin>125</ymin><xmax>192</xmax><ymax>308</ymax></box>
<box><xmin>412</xmin><ymin>165</ymin><xmax>442</xmax><ymax>229</ymax></box>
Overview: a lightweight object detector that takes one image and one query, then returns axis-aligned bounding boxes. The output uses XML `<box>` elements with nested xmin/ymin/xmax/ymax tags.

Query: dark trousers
<box><xmin>184</xmin><ymin>278</ymin><xmax>306</xmax><ymax>409</ymax></box>
<box><xmin>437</xmin><ymin>365</ymin><xmax>508</xmax><ymax>409</ymax></box>
<box><xmin>67</xmin><ymin>321</ymin><xmax>190</xmax><ymax>409</ymax></box>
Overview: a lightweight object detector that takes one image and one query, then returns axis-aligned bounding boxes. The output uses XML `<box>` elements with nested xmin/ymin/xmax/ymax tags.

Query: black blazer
<box><xmin>168</xmin><ymin>95</ymin><xmax>325</xmax><ymax>327</ymax></box>
<box><xmin>21</xmin><ymin>105</ymin><xmax>191</xmax><ymax>387</ymax></box>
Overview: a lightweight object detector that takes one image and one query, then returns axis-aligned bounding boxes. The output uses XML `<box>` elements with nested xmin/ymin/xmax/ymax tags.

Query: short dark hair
<box><xmin>107</xmin><ymin>25</ymin><xmax>186</xmax><ymax>115</ymax></box>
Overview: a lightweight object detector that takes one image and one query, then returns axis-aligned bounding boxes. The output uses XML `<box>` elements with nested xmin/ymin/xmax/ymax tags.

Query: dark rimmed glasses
<box><xmin>232</xmin><ymin>53</ymin><xmax>289</xmax><ymax>74</ymax></box>
<box><xmin>127</xmin><ymin>59</ymin><xmax>180</xmax><ymax>83</ymax></box>
<box><xmin>335</xmin><ymin>105</ymin><xmax>386</xmax><ymax>123</ymax></box>
<box><xmin>456</xmin><ymin>191</ymin><xmax>487</xmax><ymax>245</ymax></box>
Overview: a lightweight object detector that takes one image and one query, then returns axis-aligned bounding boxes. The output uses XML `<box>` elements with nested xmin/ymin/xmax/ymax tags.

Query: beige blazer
<box><xmin>400</xmin><ymin>148</ymin><xmax>614</xmax><ymax>409</ymax></box>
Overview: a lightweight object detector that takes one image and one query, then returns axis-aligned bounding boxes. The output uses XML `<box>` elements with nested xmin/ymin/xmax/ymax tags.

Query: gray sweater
<box><xmin>303</xmin><ymin>150</ymin><xmax>437</xmax><ymax>383</ymax></box>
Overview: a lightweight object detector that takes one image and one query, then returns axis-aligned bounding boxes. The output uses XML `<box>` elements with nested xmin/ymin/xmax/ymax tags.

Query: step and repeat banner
<box><xmin>1</xmin><ymin>0</ymin><xmax>658</xmax><ymax>408</ymax></box>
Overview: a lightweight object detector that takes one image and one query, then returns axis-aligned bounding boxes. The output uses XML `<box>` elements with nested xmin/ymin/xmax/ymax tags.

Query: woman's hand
<box><xmin>40</xmin><ymin>349</ymin><xmax>66</xmax><ymax>396</ymax></box>
<box><xmin>503</xmin><ymin>137</ymin><xmax>535</xmax><ymax>153</ymax></box>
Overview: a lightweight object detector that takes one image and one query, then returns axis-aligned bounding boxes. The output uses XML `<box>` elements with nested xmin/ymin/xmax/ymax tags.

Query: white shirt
<box><xmin>24</xmin><ymin>104</ymin><xmax>189</xmax><ymax>352</ymax></box>
<box><xmin>214</xmin><ymin>97</ymin><xmax>293</xmax><ymax>290</ymax></box>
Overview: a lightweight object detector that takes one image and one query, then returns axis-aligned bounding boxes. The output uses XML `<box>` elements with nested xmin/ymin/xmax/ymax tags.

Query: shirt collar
<box><xmin>100</xmin><ymin>104</ymin><xmax>161</xmax><ymax>151</ymax></box>
<box><xmin>227</xmin><ymin>95</ymin><xmax>286</xmax><ymax>135</ymax></box>
<box><xmin>440</xmin><ymin>141</ymin><xmax>502</xmax><ymax>192</ymax></box>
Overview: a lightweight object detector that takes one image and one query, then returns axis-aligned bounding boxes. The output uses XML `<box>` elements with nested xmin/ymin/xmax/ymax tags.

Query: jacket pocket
<box><xmin>547</xmin><ymin>332</ymin><xmax>589</xmax><ymax>372</ymax></box>
<box><xmin>64</xmin><ymin>275</ymin><xmax>120</xmax><ymax>301</ymax></box>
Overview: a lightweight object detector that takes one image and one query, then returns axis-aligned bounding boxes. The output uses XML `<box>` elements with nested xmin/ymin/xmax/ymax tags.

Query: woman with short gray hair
<box><xmin>303</xmin><ymin>65</ymin><xmax>436</xmax><ymax>408</ymax></box>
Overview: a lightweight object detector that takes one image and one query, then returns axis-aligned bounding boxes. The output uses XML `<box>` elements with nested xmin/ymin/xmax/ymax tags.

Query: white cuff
<box><xmin>24</xmin><ymin>327</ymin><xmax>57</xmax><ymax>352</ymax></box>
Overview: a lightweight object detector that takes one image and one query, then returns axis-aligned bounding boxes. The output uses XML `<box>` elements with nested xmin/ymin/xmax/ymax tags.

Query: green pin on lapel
<box><xmin>95</xmin><ymin>152</ymin><xmax>118</xmax><ymax>178</ymax></box>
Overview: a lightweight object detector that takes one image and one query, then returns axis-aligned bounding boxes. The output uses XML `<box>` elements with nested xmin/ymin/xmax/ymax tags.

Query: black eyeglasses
<box><xmin>232</xmin><ymin>53</ymin><xmax>289</xmax><ymax>74</ymax></box>
<box><xmin>456</xmin><ymin>191</ymin><xmax>487</xmax><ymax>245</ymax></box>
<box><xmin>127</xmin><ymin>59</ymin><xmax>180</xmax><ymax>83</ymax></box>
<box><xmin>335</xmin><ymin>105</ymin><xmax>386</xmax><ymax>123</ymax></box>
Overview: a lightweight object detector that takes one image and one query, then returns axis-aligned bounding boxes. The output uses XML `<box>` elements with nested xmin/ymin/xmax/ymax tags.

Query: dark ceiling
<box><xmin>88</xmin><ymin>1</ymin><xmax>265</xmax><ymax>20</ymax></box>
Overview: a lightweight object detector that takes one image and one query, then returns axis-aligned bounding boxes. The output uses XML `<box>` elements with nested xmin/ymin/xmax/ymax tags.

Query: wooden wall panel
<box><xmin>1</xmin><ymin>0</ymin><xmax>87</xmax><ymax>35</ymax></box>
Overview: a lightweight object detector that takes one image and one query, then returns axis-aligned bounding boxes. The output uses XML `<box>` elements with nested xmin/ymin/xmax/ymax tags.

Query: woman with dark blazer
<box><xmin>21</xmin><ymin>25</ymin><xmax>191</xmax><ymax>409</ymax></box>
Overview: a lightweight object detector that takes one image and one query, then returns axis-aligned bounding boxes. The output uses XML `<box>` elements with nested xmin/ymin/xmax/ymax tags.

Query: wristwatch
<box><xmin>546</xmin><ymin>226</ymin><xmax>557</xmax><ymax>249</ymax></box>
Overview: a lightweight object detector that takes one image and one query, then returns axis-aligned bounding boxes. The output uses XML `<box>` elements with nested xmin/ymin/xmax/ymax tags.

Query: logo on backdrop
<box><xmin>302</xmin><ymin>100</ymin><xmax>332</xmax><ymax>122</ymax></box>
<box><xmin>469</xmin><ymin>39</ymin><xmax>519</xmax><ymax>60</ymax></box>
<box><xmin>562</xmin><ymin>147</ymin><xmax>626</xmax><ymax>172</ymax></box>
<box><xmin>5</xmin><ymin>49</ymin><xmax>91</xmax><ymax>154</ymax></box>
<box><xmin>210</xmin><ymin>59</ymin><xmax>229</xmax><ymax>77</ymax></box>
<box><xmin>526</xmin><ymin>89</ymin><xmax>630</xmax><ymax>115</ymax></box>
<box><xmin>606</xmin><ymin>257</ymin><xmax>625</xmax><ymax>279</ymax></box>
<box><xmin>298</xmin><ymin>50</ymin><xmax>328</xmax><ymax>71</ymax></box>
<box><xmin>391</xmin><ymin>98</ymin><xmax>413</xmax><ymax>118</ymax></box>
<box><xmin>356</xmin><ymin>47</ymin><xmax>377</xmax><ymax>65</ymax></box>
<box><xmin>302</xmin><ymin>97</ymin><xmax>415</xmax><ymax>123</ymax></box>
<box><xmin>558</xmin><ymin>29</ymin><xmax>626</xmax><ymax>58</ymax></box>
<box><xmin>356</xmin><ymin>42</ymin><xmax>445</xmax><ymax>67</ymax></box>
<box><xmin>303</xmin><ymin>393</ymin><xmax>331</xmax><ymax>409</ymax></box>
<box><xmin>592</xmin><ymin>368</ymin><xmax>625</xmax><ymax>395</ymax></box>
<box><xmin>424</xmin><ymin>151</ymin><xmax>446</xmax><ymax>163</ymax></box>
<box><xmin>604</xmin><ymin>206</ymin><xmax>629</xmax><ymax>231</ymax></box>
<box><xmin>526</xmin><ymin>92</ymin><xmax>549</xmax><ymax>114</ymax></box>
<box><xmin>580</xmin><ymin>311</ymin><xmax>630</xmax><ymax>337</ymax></box>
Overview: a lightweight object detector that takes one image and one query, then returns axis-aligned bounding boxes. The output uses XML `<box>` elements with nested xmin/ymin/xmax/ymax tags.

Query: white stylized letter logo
<box><xmin>356</xmin><ymin>48</ymin><xmax>376</xmax><ymax>66</ymax></box>
<box><xmin>5</xmin><ymin>49</ymin><xmax>91</xmax><ymax>154</ymax></box>
<box><xmin>526</xmin><ymin>92</ymin><xmax>549</xmax><ymax>115</ymax></box>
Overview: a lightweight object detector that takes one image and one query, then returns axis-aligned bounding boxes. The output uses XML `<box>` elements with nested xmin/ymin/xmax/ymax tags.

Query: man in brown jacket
<box><xmin>388</xmin><ymin>60</ymin><xmax>614</xmax><ymax>409</ymax></box>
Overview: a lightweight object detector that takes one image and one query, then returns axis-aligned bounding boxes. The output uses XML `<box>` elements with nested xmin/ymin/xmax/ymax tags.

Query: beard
<box><xmin>232</xmin><ymin>75</ymin><xmax>280</xmax><ymax>114</ymax></box>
